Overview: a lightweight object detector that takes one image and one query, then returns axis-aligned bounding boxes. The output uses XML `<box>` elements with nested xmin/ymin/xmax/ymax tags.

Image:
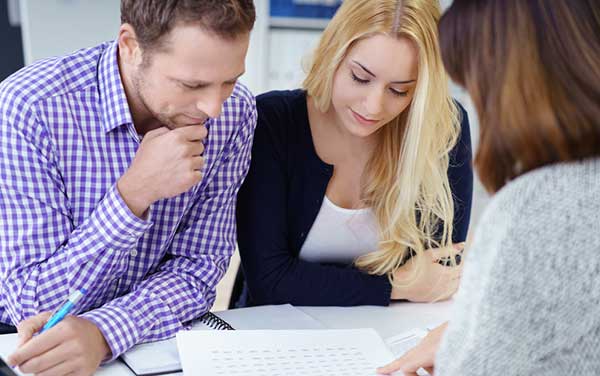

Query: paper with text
<box><xmin>177</xmin><ymin>329</ymin><xmax>396</xmax><ymax>376</ymax></box>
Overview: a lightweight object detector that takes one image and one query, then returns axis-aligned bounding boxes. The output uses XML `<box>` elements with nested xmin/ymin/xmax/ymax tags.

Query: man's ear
<box><xmin>118</xmin><ymin>23</ymin><xmax>143</xmax><ymax>66</ymax></box>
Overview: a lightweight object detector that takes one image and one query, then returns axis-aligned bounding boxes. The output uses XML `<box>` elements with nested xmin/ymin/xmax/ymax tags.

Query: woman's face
<box><xmin>330</xmin><ymin>34</ymin><xmax>418</xmax><ymax>138</ymax></box>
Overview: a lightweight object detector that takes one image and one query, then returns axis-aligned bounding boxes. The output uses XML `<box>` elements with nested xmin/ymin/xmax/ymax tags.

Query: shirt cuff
<box><xmin>80</xmin><ymin>288</ymin><xmax>179</xmax><ymax>362</ymax></box>
<box><xmin>81</xmin><ymin>304</ymin><xmax>139</xmax><ymax>362</ymax></box>
<box><xmin>89</xmin><ymin>183</ymin><xmax>152</xmax><ymax>250</ymax></box>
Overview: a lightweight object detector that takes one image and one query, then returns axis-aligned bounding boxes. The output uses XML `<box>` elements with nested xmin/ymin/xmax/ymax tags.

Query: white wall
<box><xmin>244</xmin><ymin>0</ymin><xmax>269</xmax><ymax>94</ymax></box>
<box><xmin>19</xmin><ymin>0</ymin><xmax>121</xmax><ymax>65</ymax></box>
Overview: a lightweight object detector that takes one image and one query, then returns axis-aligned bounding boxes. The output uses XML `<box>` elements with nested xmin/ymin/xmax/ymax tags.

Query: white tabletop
<box><xmin>0</xmin><ymin>301</ymin><xmax>452</xmax><ymax>375</ymax></box>
<box><xmin>299</xmin><ymin>300</ymin><xmax>452</xmax><ymax>340</ymax></box>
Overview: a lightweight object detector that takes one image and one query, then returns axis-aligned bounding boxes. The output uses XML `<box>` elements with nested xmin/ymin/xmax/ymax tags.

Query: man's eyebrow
<box><xmin>176</xmin><ymin>71</ymin><xmax>246</xmax><ymax>86</ymax></box>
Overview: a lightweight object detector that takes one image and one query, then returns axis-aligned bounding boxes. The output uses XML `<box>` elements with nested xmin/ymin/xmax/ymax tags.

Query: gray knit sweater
<box><xmin>436</xmin><ymin>158</ymin><xmax>600</xmax><ymax>375</ymax></box>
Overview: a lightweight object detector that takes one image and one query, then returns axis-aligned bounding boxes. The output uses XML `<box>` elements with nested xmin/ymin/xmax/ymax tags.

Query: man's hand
<box><xmin>377</xmin><ymin>322</ymin><xmax>448</xmax><ymax>375</ymax></box>
<box><xmin>391</xmin><ymin>243</ymin><xmax>464</xmax><ymax>302</ymax></box>
<box><xmin>118</xmin><ymin>125</ymin><xmax>208</xmax><ymax>217</ymax></box>
<box><xmin>7</xmin><ymin>313</ymin><xmax>111</xmax><ymax>376</ymax></box>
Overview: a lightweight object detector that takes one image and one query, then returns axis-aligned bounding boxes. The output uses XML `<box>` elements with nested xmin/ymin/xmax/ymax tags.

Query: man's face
<box><xmin>131</xmin><ymin>24</ymin><xmax>249</xmax><ymax>130</ymax></box>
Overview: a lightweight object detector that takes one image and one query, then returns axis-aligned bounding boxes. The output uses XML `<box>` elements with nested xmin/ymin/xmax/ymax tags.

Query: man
<box><xmin>0</xmin><ymin>0</ymin><xmax>256</xmax><ymax>374</ymax></box>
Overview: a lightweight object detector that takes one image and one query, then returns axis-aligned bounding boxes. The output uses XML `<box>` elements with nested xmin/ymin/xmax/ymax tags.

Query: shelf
<box><xmin>269</xmin><ymin>16</ymin><xmax>330</xmax><ymax>30</ymax></box>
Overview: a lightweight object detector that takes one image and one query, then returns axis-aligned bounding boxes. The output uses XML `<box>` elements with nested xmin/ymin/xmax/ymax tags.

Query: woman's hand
<box><xmin>391</xmin><ymin>243</ymin><xmax>464</xmax><ymax>302</ymax></box>
<box><xmin>377</xmin><ymin>322</ymin><xmax>448</xmax><ymax>375</ymax></box>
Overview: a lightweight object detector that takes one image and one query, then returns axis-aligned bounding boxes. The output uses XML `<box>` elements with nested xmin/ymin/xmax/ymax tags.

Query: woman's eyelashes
<box><xmin>351</xmin><ymin>71</ymin><xmax>370</xmax><ymax>84</ymax></box>
<box><xmin>390</xmin><ymin>88</ymin><xmax>408</xmax><ymax>97</ymax></box>
<box><xmin>350</xmin><ymin>72</ymin><xmax>409</xmax><ymax>97</ymax></box>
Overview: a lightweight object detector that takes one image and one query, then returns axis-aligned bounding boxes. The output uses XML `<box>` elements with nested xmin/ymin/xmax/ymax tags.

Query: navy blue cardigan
<box><xmin>236</xmin><ymin>90</ymin><xmax>473</xmax><ymax>307</ymax></box>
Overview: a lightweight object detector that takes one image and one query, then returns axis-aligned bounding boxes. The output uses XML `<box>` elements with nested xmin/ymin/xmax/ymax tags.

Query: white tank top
<box><xmin>299</xmin><ymin>196</ymin><xmax>379</xmax><ymax>264</ymax></box>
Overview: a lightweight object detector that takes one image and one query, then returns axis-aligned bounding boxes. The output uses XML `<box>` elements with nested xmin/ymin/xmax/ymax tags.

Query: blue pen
<box><xmin>40</xmin><ymin>288</ymin><xmax>87</xmax><ymax>333</ymax></box>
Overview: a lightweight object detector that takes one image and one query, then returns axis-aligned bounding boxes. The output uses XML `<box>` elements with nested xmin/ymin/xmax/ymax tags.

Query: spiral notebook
<box><xmin>120</xmin><ymin>304</ymin><xmax>325</xmax><ymax>376</ymax></box>
<box><xmin>195</xmin><ymin>311</ymin><xmax>235</xmax><ymax>330</ymax></box>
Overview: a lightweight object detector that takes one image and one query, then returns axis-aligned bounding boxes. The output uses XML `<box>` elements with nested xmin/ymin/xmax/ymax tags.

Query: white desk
<box><xmin>0</xmin><ymin>301</ymin><xmax>451</xmax><ymax>375</ymax></box>
<box><xmin>299</xmin><ymin>301</ymin><xmax>452</xmax><ymax>340</ymax></box>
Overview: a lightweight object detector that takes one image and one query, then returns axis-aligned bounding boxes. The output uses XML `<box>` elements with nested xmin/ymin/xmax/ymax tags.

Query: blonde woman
<box><xmin>235</xmin><ymin>0</ymin><xmax>472</xmax><ymax>307</ymax></box>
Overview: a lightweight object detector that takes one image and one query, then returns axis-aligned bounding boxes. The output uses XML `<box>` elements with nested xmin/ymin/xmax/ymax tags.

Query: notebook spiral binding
<box><xmin>199</xmin><ymin>312</ymin><xmax>235</xmax><ymax>330</ymax></box>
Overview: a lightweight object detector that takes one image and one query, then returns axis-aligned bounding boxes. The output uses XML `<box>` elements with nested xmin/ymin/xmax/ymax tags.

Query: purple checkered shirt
<box><xmin>0</xmin><ymin>41</ymin><xmax>256</xmax><ymax>360</ymax></box>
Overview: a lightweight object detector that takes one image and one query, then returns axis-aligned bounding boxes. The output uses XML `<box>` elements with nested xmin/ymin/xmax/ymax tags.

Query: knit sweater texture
<box><xmin>436</xmin><ymin>157</ymin><xmax>600</xmax><ymax>375</ymax></box>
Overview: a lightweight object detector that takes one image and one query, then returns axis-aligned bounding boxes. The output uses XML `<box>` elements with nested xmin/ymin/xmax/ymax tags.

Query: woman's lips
<box><xmin>351</xmin><ymin>109</ymin><xmax>379</xmax><ymax>125</ymax></box>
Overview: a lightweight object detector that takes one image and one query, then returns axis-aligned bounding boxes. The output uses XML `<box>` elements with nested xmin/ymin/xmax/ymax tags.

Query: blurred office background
<box><xmin>1</xmin><ymin>0</ymin><xmax>489</xmax><ymax>309</ymax></box>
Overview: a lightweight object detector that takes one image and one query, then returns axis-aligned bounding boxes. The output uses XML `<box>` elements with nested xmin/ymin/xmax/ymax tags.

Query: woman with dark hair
<box><xmin>379</xmin><ymin>0</ymin><xmax>600</xmax><ymax>374</ymax></box>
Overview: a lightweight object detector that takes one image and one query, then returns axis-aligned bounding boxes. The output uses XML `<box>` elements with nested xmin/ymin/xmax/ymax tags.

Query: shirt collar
<box><xmin>98</xmin><ymin>40</ymin><xmax>134</xmax><ymax>133</ymax></box>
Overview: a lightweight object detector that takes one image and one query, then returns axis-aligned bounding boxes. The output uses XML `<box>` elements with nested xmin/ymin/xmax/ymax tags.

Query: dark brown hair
<box><xmin>439</xmin><ymin>0</ymin><xmax>600</xmax><ymax>192</ymax></box>
<box><xmin>121</xmin><ymin>0</ymin><xmax>255</xmax><ymax>51</ymax></box>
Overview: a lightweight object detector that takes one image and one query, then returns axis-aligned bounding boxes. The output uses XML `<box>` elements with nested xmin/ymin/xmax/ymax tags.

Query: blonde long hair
<box><xmin>303</xmin><ymin>0</ymin><xmax>460</xmax><ymax>283</ymax></box>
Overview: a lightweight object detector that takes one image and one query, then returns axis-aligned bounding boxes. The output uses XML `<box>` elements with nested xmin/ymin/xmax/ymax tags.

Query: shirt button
<box><xmin>130</xmin><ymin>249</ymin><xmax>138</xmax><ymax>257</ymax></box>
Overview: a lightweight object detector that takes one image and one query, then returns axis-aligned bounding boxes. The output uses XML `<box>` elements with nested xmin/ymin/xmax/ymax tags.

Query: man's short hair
<box><xmin>121</xmin><ymin>0</ymin><xmax>256</xmax><ymax>52</ymax></box>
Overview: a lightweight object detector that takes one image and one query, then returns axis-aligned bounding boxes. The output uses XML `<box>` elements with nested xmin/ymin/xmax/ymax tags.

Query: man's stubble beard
<box><xmin>132</xmin><ymin>68</ymin><xmax>178</xmax><ymax>131</ymax></box>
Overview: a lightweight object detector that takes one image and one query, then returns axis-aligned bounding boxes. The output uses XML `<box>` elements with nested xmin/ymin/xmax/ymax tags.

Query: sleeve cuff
<box><xmin>89</xmin><ymin>183</ymin><xmax>152</xmax><ymax>250</ymax></box>
<box><xmin>81</xmin><ymin>304</ymin><xmax>140</xmax><ymax>362</ymax></box>
<box><xmin>380</xmin><ymin>276</ymin><xmax>393</xmax><ymax>306</ymax></box>
<box><xmin>81</xmin><ymin>288</ymin><xmax>181</xmax><ymax>362</ymax></box>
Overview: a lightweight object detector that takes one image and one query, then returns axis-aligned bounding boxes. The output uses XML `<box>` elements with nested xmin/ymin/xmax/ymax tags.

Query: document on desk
<box><xmin>385</xmin><ymin>328</ymin><xmax>428</xmax><ymax>357</ymax></box>
<box><xmin>120</xmin><ymin>304</ymin><xmax>324</xmax><ymax>375</ymax></box>
<box><xmin>177</xmin><ymin>329</ymin><xmax>396</xmax><ymax>376</ymax></box>
<box><xmin>383</xmin><ymin>329</ymin><xmax>432</xmax><ymax>376</ymax></box>
<box><xmin>0</xmin><ymin>334</ymin><xmax>24</xmax><ymax>376</ymax></box>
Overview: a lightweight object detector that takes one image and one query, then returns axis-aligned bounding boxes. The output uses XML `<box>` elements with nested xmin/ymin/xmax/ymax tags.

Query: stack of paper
<box><xmin>177</xmin><ymin>329</ymin><xmax>396</xmax><ymax>376</ymax></box>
